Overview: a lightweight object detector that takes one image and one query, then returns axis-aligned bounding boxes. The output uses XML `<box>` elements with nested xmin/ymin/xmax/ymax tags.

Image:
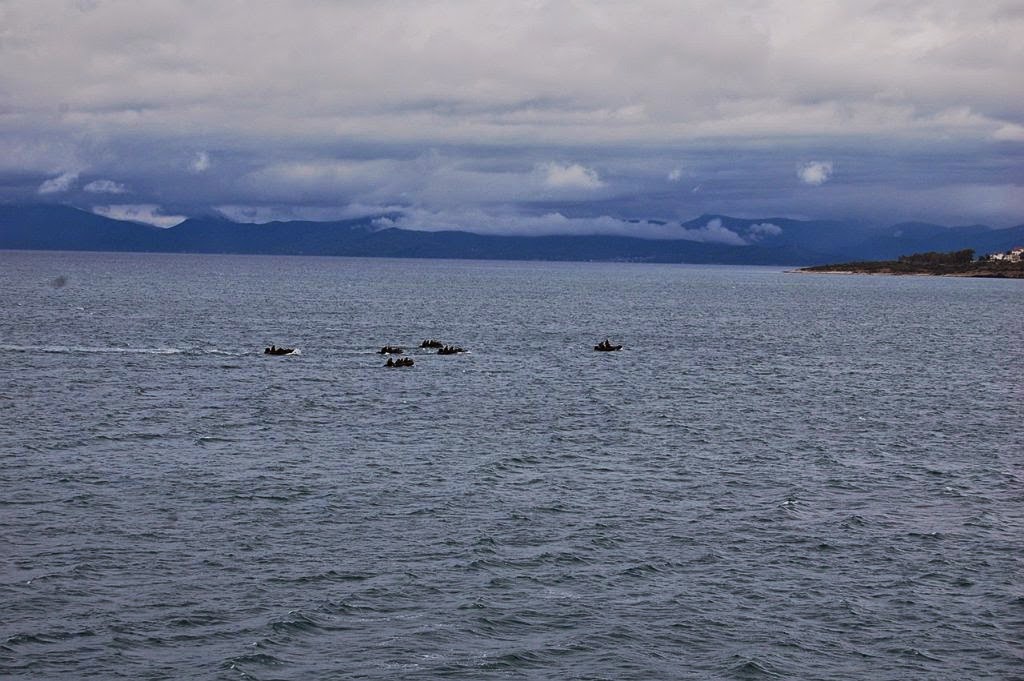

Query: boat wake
<box><xmin>0</xmin><ymin>344</ymin><xmax>247</xmax><ymax>357</ymax></box>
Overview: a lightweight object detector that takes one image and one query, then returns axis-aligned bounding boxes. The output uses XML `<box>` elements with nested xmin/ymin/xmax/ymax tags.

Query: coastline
<box><xmin>793</xmin><ymin>262</ymin><xmax>1024</xmax><ymax>279</ymax></box>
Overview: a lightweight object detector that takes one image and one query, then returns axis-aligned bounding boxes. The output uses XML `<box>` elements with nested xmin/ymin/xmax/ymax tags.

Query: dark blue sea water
<box><xmin>1</xmin><ymin>250</ymin><xmax>1022</xmax><ymax>680</ymax></box>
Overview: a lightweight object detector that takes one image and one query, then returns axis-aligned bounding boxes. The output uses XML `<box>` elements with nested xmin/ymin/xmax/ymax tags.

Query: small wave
<box><xmin>532</xmin><ymin>550</ymin><xmax>588</xmax><ymax>566</ymax></box>
<box><xmin>6</xmin><ymin>629</ymin><xmax>97</xmax><ymax>646</ymax></box>
<box><xmin>267</xmin><ymin>569</ymin><xmax>369</xmax><ymax>585</ymax></box>
<box><xmin>841</xmin><ymin>514</ymin><xmax>868</xmax><ymax>528</ymax></box>
<box><xmin>725</xmin><ymin>655</ymin><xmax>785</xmax><ymax>679</ymax></box>
<box><xmin>6</xmin><ymin>632</ymin><xmax>55</xmax><ymax>646</ymax></box>
<box><xmin>167</xmin><ymin>614</ymin><xmax>226</xmax><ymax>628</ymax></box>
<box><xmin>478</xmin><ymin>649</ymin><xmax>547</xmax><ymax>670</ymax></box>
<box><xmin>622</xmin><ymin>561</ymin><xmax>666</xmax><ymax>577</ymax></box>
<box><xmin>225</xmin><ymin>652</ymin><xmax>288</xmax><ymax>667</ymax></box>
<box><xmin>269</xmin><ymin>611</ymin><xmax>324</xmax><ymax>635</ymax></box>
<box><xmin>467</xmin><ymin>557</ymin><xmax>506</xmax><ymax>571</ymax></box>
<box><xmin>96</xmin><ymin>432</ymin><xmax>165</xmax><ymax>442</ymax></box>
<box><xmin>907</xmin><ymin>531</ymin><xmax>945</xmax><ymax>541</ymax></box>
<box><xmin>195</xmin><ymin>436</ymin><xmax>238</xmax><ymax>445</ymax></box>
<box><xmin>887</xmin><ymin>646</ymin><xmax>944</xmax><ymax>663</ymax></box>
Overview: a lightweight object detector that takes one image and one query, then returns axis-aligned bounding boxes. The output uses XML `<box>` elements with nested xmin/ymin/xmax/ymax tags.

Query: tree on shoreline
<box><xmin>898</xmin><ymin>249</ymin><xmax>974</xmax><ymax>265</ymax></box>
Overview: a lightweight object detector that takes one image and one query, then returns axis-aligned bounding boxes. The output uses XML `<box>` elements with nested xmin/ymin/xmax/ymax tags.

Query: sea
<box><xmin>1</xmin><ymin>250</ymin><xmax>1021</xmax><ymax>680</ymax></box>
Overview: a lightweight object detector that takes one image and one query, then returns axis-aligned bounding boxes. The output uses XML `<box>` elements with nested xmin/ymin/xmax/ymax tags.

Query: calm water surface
<box><xmin>1</xmin><ymin>251</ymin><xmax>1022</xmax><ymax>680</ymax></box>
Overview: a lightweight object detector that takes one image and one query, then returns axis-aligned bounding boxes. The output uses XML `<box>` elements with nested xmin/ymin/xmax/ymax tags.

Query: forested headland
<box><xmin>799</xmin><ymin>249</ymin><xmax>1024</xmax><ymax>278</ymax></box>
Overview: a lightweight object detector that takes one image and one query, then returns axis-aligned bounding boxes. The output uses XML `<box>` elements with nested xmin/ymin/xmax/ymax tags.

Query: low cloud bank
<box><xmin>215</xmin><ymin>203</ymin><xmax>397</xmax><ymax>224</ymax></box>
<box><xmin>374</xmin><ymin>209</ymin><xmax>753</xmax><ymax>245</ymax></box>
<box><xmin>85</xmin><ymin>199</ymin><xmax>797</xmax><ymax>245</ymax></box>
<box><xmin>93</xmin><ymin>204</ymin><xmax>187</xmax><ymax>228</ymax></box>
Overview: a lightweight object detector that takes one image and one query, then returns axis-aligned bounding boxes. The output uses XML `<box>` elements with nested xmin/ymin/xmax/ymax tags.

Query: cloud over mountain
<box><xmin>376</xmin><ymin>209</ymin><xmax>752</xmax><ymax>244</ymax></box>
<box><xmin>92</xmin><ymin>204</ymin><xmax>186</xmax><ymax>228</ymax></box>
<box><xmin>38</xmin><ymin>171</ymin><xmax>78</xmax><ymax>194</ymax></box>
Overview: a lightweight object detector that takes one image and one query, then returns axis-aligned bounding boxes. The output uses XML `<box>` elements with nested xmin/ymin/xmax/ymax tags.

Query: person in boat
<box><xmin>386</xmin><ymin>357</ymin><xmax>394</xmax><ymax>367</ymax></box>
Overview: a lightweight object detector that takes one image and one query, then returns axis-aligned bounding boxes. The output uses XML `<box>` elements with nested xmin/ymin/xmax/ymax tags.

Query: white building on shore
<box><xmin>985</xmin><ymin>247</ymin><xmax>1023</xmax><ymax>263</ymax></box>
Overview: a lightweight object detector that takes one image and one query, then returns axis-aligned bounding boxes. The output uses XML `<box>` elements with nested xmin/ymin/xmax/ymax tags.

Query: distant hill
<box><xmin>0</xmin><ymin>205</ymin><xmax>163</xmax><ymax>252</ymax></box>
<box><xmin>1</xmin><ymin>204</ymin><xmax>1022</xmax><ymax>266</ymax></box>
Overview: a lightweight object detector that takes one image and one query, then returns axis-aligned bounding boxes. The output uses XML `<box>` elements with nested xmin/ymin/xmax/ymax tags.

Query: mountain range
<box><xmin>2</xmin><ymin>204</ymin><xmax>1022</xmax><ymax>266</ymax></box>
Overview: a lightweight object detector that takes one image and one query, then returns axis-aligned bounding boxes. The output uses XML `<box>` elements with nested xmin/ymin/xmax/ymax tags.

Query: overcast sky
<box><xmin>1</xmin><ymin>0</ymin><xmax>1021</xmax><ymax>236</ymax></box>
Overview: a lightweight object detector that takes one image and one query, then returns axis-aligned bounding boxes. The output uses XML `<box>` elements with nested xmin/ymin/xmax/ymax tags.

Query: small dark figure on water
<box><xmin>378</xmin><ymin>345</ymin><xmax>403</xmax><ymax>355</ymax></box>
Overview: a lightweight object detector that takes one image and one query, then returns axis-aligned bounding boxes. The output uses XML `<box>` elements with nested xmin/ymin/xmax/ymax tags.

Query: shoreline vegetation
<box><xmin>797</xmin><ymin>249</ymin><xmax>1024</xmax><ymax>278</ymax></box>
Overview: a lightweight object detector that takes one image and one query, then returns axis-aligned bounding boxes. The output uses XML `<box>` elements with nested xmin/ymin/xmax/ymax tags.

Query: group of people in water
<box><xmin>385</xmin><ymin>340</ymin><xmax>465</xmax><ymax>364</ymax></box>
<box><xmin>378</xmin><ymin>342</ymin><xmax>464</xmax><ymax>358</ymax></box>
<box><xmin>420</xmin><ymin>339</ymin><xmax>465</xmax><ymax>354</ymax></box>
<box><xmin>594</xmin><ymin>339</ymin><xmax>623</xmax><ymax>351</ymax></box>
<box><xmin>266</xmin><ymin>338</ymin><xmax>623</xmax><ymax>364</ymax></box>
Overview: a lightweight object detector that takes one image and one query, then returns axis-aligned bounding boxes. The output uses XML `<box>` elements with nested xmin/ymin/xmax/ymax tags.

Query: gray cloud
<box><xmin>0</xmin><ymin>1</ymin><xmax>1021</xmax><ymax>227</ymax></box>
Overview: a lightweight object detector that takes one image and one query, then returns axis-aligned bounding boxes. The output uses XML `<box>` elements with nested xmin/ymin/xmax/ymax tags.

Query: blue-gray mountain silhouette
<box><xmin>2</xmin><ymin>205</ymin><xmax>1021</xmax><ymax>265</ymax></box>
